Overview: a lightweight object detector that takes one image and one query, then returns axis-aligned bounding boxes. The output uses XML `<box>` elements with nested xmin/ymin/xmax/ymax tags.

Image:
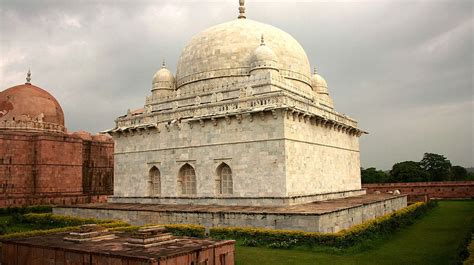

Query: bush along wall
<box><xmin>0</xmin><ymin>205</ymin><xmax>52</xmax><ymax>215</ymax></box>
<box><xmin>112</xmin><ymin>224</ymin><xmax>206</xmax><ymax>238</ymax></box>
<box><xmin>210</xmin><ymin>201</ymin><xmax>437</xmax><ymax>249</ymax></box>
<box><xmin>20</xmin><ymin>213</ymin><xmax>129</xmax><ymax>228</ymax></box>
<box><xmin>0</xmin><ymin>213</ymin><xmax>206</xmax><ymax>240</ymax></box>
<box><xmin>0</xmin><ymin>214</ymin><xmax>130</xmax><ymax>240</ymax></box>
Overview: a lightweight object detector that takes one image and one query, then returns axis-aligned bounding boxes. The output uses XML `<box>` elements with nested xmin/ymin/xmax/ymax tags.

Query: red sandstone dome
<box><xmin>0</xmin><ymin>82</ymin><xmax>65</xmax><ymax>126</ymax></box>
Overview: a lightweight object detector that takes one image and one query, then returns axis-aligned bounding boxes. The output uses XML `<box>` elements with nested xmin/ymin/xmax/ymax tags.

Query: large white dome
<box><xmin>175</xmin><ymin>19</ymin><xmax>312</xmax><ymax>91</ymax></box>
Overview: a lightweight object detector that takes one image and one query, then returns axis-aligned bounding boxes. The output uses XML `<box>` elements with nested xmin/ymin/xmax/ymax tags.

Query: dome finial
<box><xmin>162</xmin><ymin>58</ymin><xmax>166</xmax><ymax>69</ymax></box>
<box><xmin>26</xmin><ymin>69</ymin><xmax>32</xmax><ymax>84</ymax></box>
<box><xmin>260</xmin><ymin>34</ymin><xmax>265</xmax><ymax>46</ymax></box>
<box><xmin>313</xmin><ymin>66</ymin><xmax>318</xmax><ymax>75</ymax></box>
<box><xmin>238</xmin><ymin>0</ymin><xmax>246</xmax><ymax>19</ymax></box>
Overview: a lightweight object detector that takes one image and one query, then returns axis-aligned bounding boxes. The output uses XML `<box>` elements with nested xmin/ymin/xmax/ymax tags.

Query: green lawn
<box><xmin>236</xmin><ymin>200</ymin><xmax>474</xmax><ymax>265</ymax></box>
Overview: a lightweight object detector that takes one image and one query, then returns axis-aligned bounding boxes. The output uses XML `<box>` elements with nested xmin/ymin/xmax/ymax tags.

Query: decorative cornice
<box><xmin>0</xmin><ymin>120</ymin><xmax>65</xmax><ymax>133</ymax></box>
<box><xmin>105</xmin><ymin>107</ymin><xmax>366</xmax><ymax>139</ymax></box>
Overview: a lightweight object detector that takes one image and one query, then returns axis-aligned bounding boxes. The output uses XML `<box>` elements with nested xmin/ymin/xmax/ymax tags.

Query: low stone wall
<box><xmin>54</xmin><ymin>195</ymin><xmax>406</xmax><ymax>233</ymax></box>
<box><xmin>108</xmin><ymin>189</ymin><xmax>366</xmax><ymax>207</ymax></box>
<box><xmin>363</xmin><ymin>181</ymin><xmax>474</xmax><ymax>202</ymax></box>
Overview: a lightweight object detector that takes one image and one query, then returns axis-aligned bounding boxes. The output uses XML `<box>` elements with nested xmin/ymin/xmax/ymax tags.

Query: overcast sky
<box><xmin>0</xmin><ymin>0</ymin><xmax>472</xmax><ymax>170</ymax></box>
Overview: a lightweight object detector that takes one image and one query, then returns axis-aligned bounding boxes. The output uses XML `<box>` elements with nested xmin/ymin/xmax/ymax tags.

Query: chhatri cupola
<box><xmin>311</xmin><ymin>67</ymin><xmax>334</xmax><ymax>109</ymax></box>
<box><xmin>152</xmin><ymin>60</ymin><xmax>175</xmax><ymax>99</ymax></box>
<box><xmin>250</xmin><ymin>35</ymin><xmax>279</xmax><ymax>74</ymax></box>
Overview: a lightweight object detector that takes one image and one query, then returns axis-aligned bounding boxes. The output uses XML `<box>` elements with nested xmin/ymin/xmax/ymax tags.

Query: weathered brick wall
<box><xmin>35</xmin><ymin>134</ymin><xmax>83</xmax><ymax>195</ymax></box>
<box><xmin>82</xmin><ymin>139</ymin><xmax>114</xmax><ymax>195</ymax></box>
<box><xmin>0</xmin><ymin>133</ymin><xmax>35</xmax><ymax>196</ymax></box>
<box><xmin>363</xmin><ymin>181</ymin><xmax>474</xmax><ymax>201</ymax></box>
<box><xmin>0</xmin><ymin>130</ymin><xmax>113</xmax><ymax>207</ymax></box>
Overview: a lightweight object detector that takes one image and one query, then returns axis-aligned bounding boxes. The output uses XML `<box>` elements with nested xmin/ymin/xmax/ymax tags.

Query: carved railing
<box><xmin>146</xmin><ymin>71</ymin><xmax>313</xmax><ymax>106</ymax></box>
<box><xmin>175</xmin><ymin>66</ymin><xmax>312</xmax><ymax>91</ymax></box>
<box><xmin>118</xmin><ymin>91</ymin><xmax>357</xmax><ymax>128</ymax></box>
<box><xmin>0</xmin><ymin>120</ymin><xmax>65</xmax><ymax>133</ymax></box>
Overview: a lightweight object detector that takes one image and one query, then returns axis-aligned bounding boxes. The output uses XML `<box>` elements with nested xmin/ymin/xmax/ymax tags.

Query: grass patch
<box><xmin>235</xmin><ymin>200</ymin><xmax>474</xmax><ymax>265</ymax></box>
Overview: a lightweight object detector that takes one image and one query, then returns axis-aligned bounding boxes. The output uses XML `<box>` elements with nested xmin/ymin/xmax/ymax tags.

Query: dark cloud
<box><xmin>1</xmin><ymin>0</ymin><xmax>472</xmax><ymax>169</ymax></box>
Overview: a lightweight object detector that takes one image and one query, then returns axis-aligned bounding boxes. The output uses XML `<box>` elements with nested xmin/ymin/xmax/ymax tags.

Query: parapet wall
<box><xmin>363</xmin><ymin>181</ymin><xmax>474</xmax><ymax>201</ymax></box>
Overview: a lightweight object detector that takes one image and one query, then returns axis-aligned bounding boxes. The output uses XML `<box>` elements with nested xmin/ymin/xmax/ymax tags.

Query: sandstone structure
<box><xmin>364</xmin><ymin>181</ymin><xmax>474</xmax><ymax>202</ymax></box>
<box><xmin>0</xmin><ymin>72</ymin><xmax>114</xmax><ymax>207</ymax></box>
<box><xmin>106</xmin><ymin>1</ymin><xmax>367</xmax><ymax>207</ymax></box>
<box><xmin>1</xmin><ymin>225</ymin><xmax>235</xmax><ymax>265</ymax></box>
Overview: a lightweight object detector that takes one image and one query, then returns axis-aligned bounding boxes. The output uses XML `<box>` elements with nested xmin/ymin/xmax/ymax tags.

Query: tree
<box><xmin>361</xmin><ymin>167</ymin><xmax>389</xmax><ymax>183</ymax></box>
<box><xmin>389</xmin><ymin>161</ymin><xmax>429</xmax><ymax>183</ymax></box>
<box><xmin>419</xmin><ymin>153</ymin><xmax>452</xmax><ymax>181</ymax></box>
<box><xmin>450</xmin><ymin>165</ymin><xmax>467</xmax><ymax>181</ymax></box>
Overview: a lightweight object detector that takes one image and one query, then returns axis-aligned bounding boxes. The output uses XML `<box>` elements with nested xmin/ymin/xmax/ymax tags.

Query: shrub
<box><xmin>0</xmin><ymin>226</ymin><xmax>82</xmax><ymax>240</ymax></box>
<box><xmin>10</xmin><ymin>212</ymin><xmax>25</xmax><ymax>223</ymax></box>
<box><xmin>241</xmin><ymin>238</ymin><xmax>260</xmax><ymax>247</ymax></box>
<box><xmin>112</xmin><ymin>224</ymin><xmax>206</xmax><ymax>238</ymax></box>
<box><xmin>0</xmin><ymin>213</ymin><xmax>205</xmax><ymax>240</ymax></box>
<box><xmin>21</xmin><ymin>213</ymin><xmax>128</xmax><ymax>228</ymax></box>
<box><xmin>0</xmin><ymin>223</ymin><xmax>7</xmax><ymax>235</ymax></box>
<box><xmin>0</xmin><ymin>214</ymin><xmax>130</xmax><ymax>239</ymax></box>
<box><xmin>464</xmin><ymin>235</ymin><xmax>474</xmax><ymax>265</ymax></box>
<box><xmin>164</xmin><ymin>224</ymin><xmax>206</xmax><ymax>238</ymax></box>
<box><xmin>210</xmin><ymin>201</ymin><xmax>437</xmax><ymax>249</ymax></box>
<box><xmin>0</xmin><ymin>205</ymin><xmax>52</xmax><ymax>215</ymax></box>
<box><xmin>268</xmin><ymin>238</ymin><xmax>299</xmax><ymax>249</ymax></box>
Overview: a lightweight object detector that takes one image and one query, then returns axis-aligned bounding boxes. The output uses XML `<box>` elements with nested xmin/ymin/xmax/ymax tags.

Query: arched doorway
<box><xmin>216</xmin><ymin>163</ymin><xmax>233</xmax><ymax>195</ymax></box>
<box><xmin>149</xmin><ymin>166</ymin><xmax>161</xmax><ymax>196</ymax></box>
<box><xmin>178</xmin><ymin>164</ymin><xmax>196</xmax><ymax>195</ymax></box>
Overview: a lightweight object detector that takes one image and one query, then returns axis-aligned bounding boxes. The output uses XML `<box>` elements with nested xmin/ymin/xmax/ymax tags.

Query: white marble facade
<box><xmin>106</xmin><ymin>2</ymin><xmax>366</xmax><ymax>206</ymax></box>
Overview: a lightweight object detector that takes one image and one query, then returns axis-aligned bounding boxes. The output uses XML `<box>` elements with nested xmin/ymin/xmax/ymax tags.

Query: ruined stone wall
<box><xmin>363</xmin><ymin>181</ymin><xmax>474</xmax><ymax>201</ymax></box>
<box><xmin>0</xmin><ymin>131</ymin><xmax>113</xmax><ymax>207</ymax></box>
<box><xmin>82</xmin><ymin>139</ymin><xmax>114</xmax><ymax>195</ymax></box>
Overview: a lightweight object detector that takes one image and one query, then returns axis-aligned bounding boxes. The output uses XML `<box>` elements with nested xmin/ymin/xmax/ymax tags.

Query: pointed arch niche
<box><xmin>178</xmin><ymin>163</ymin><xmax>196</xmax><ymax>195</ymax></box>
<box><xmin>148</xmin><ymin>166</ymin><xmax>161</xmax><ymax>196</ymax></box>
<box><xmin>216</xmin><ymin>163</ymin><xmax>233</xmax><ymax>195</ymax></box>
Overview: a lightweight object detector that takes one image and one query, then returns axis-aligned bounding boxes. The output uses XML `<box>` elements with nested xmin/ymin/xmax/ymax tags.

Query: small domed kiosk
<box><xmin>152</xmin><ymin>61</ymin><xmax>175</xmax><ymax>99</ymax></box>
<box><xmin>311</xmin><ymin>67</ymin><xmax>334</xmax><ymax>109</ymax></box>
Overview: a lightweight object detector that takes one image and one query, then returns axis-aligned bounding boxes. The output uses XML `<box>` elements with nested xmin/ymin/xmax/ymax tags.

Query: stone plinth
<box><xmin>55</xmin><ymin>193</ymin><xmax>407</xmax><ymax>233</ymax></box>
